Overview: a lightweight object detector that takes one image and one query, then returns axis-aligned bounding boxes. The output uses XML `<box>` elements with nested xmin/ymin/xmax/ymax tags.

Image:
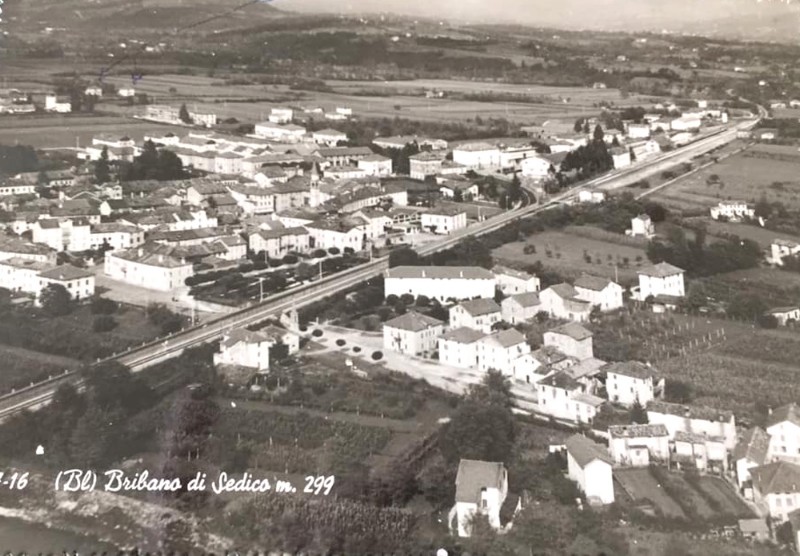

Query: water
<box><xmin>0</xmin><ymin>517</ymin><xmax>117</xmax><ymax>553</ymax></box>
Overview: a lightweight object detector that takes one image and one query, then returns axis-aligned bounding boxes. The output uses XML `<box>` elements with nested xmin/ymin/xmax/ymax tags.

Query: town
<box><xmin>2</xmin><ymin>0</ymin><xmax>800</xmax><ymax>554</ymax></box>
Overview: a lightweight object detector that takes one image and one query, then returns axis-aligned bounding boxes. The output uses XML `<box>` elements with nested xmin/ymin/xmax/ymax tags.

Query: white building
<box><xmin>357</xmin><ymin>154</ymin><xmax>393</xmax><ymax>177</ymax></box>
<box><xmin>44</xmin><ymin>94</ymin><xmax>71</xmax><ymax>113</ymax></box>
<box><xmin>438</xmin><ymin>327</ymin><xmax>485</xmax><ymax>369</ymax></box>
<box><xmin>673</xmin><ymin>431</ymin><xmax>728</xmax><ymax>473</ymax></box>
<box><xmin>734</xmin><ymin>427</ymin><xmax>771</xmax><ymax>493</ymax></box>
<box><xmin>452</xmin><ymin>143</ymin><xmax>501</xmax><ymax>169</ymax></box>
<box><xmin>750</xmin><ymin>461</ymin><xmax>800</xmax><ymax>522</ymax></box>
<box><xmin>710</xmin><ymin>201</ymin><xmax>755</xmax><ymax>222</ymax></box>
<box><xmin>537</xmin><ymin>372</ymin><xmax>605</xmax><ymax>424</ymax></box>
<box><xmin>268</xmin><ymin>107</ymin><xmax>293</xmax><ymax>124</ymax></box>
<box><xmin>573</xmin><ymin>275</ymin><xmax>624</xmax><ymax>312</ymax></box>
<box><xmin>104</xmin><ymin>247</ymin><xmax>193</xmax><ymax>291</ymax></box>
<box><xmin>312</xmin><ymin>128</ymin><xmax>348</xmax><ymax>147</ymax></box>
<box><xmin>383</xmin><ymin>311</ymin><xmax>444</xmax><ymax>357</ymax></box>
<box><xmin>671</xmin><ymin>115</ymin><xmax>702</xmax><ymax>131</ymax></box>
<box><xmin>610</xmin><ymin>147</ymin><xmax>632</xmax><ymax>169</ymax></box>
<box><xmin>766</xmin><ymin>404</ymin><xmax>800</xmax><ymax>464</ymax></box>
<box><xmin>578</xmin><ymin>190</ymin><xmax>606</xmax><ymax>204</ymax></box>
<box><xmin>543</xmin><ymin>323</ymin><xmax>593</xmax><ymax>361</ymax></box>
<box><xmin>384</xmin><ymin>266</ymin><xmax>496</xmax><ymax>303</ymax></box>
<box><xmin>214</xmin><ymin>328</ymin><xmax>276</xmax><ymax>371</ymax></box>
<box><xmin>450</xmin><ymin>298</ymin><xmax>502</xmax><ymax>334</ymax></box>
<box><xmin>253</xmin><ymin>122</ymin><xmax>306</xmax><ymax>143</ymax></box>
<box><xmin>409</xmin><ymin>151</ymin><xmax>444</xmax><ymax>180</ymax></box>
<box><xmin>635</xmin><ymin>262</ymin><xmax>686</xmax><ymax>301</ymax></box>
<box><xmin>248</xmin><ymin>227</ymin><xmax>310</xmax><ymax>259</ymax></box>
<box><xmin>766</xmin><ymin>306</ymin><xmax>800</xmax><ymax>326</ymax></box>
<box><xmin>476</xmin><ymin>329</ymin><xmax>536</xmax><ymax>382</ymax></box>
<box><xmin>628</xmin><ymin>214</ymin><xmax>655</xmax><ymax>238</ymax></box>
<box><xmin>493</xmin><ymin>265</ymin><xmax>540</xmax><ymax>295</ymax></box>
<box><xmin>500</xmin><ymin>292</ymin><xmax>542</xmax><ymax>325</ymax></box>
<box><xmin>450</xmin><ymin>459</ymin><xmax>508</xmax><ymax>538</ymax></box>
<box><xmin>605</xmin><ymin>361</ymin><xmax>664</xmax><ymax>408</ymax></box>
<box><xmin>539</xmin><ymin>283</ymin><xmax>592</xmax><ymax>322</ymax></box>
<box><xmin>565</xmin><ymin>434</ymin><xmax>615</xmax><ymax>505</ymax></box>
<box><xmin>520</xmin><ymin>155</ymin><xmax>555</xmax><ymax>180</ymax></box>
<box><xmin>646</xmin><ymin>401</ymin><xmax>737</xmax><ymax>451</ymax></box>
<box><xmin>608</xmin><ymin>424</ymin><xmax>670</xmax><ymax>467</ymax></box>
<box><xmin>304</xmin><ymin>218</ymin><xmax>367</xmax><ymax>252</ymax></box>
<box><xmin>0</xmin><ymin>258</ymin><xmax>94</xmax><ymax>301</ymax></box>
<box><xmin>421</xmin><ymin>209</ymin><xmax>467</xmax><ymax>235</ymax></box>
<box><xmin>118</xmin><ymin>87</ymin><xmax>136</xmax><ymax>98</ymax></box>
<box><xmin>626</xmin><ymin>122</ymin><xmax>651</xmax><ymax>139</ymax></box>
<box><xmin>770</xmin><ymin>239</ymin><xmax>800</xmax><ymax>266</ymax></box>
<box><xmin>90</xmin><ymin>223</ymin><xmax>145</xmax><ymax>252</ymax></box>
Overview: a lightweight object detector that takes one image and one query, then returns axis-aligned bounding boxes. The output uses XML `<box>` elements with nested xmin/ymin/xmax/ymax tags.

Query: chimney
<box><xmin>460</xmin><ymin>270</ymin><xmax>464</xmax><ymax>278</ymax></box>
<box><xmin>138</xmin><ymin>248</ymin><xmax>144</xmax><ymax>257</ymax></box>
<box><xmin>421</xmin><ymin>269</ymin><xmax>426</xmax><ymax>278</ymax></box>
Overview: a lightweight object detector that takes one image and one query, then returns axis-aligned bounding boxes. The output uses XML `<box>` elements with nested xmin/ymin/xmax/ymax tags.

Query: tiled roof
<box><xmin>608</xmin><ymin>424</ymin><xmax>669</xmax><ymax>439</ymax></box>
<box><xmin>384</xmin><ymin>311</ymin><xmax>444</xmax><ymax>332</ymax></box>
<box><xmin>751</xmin><ymin>461</ymin><xmax>800</xmax><ymax>495</ymax></box>
<box><xmin>540</xmin><ymin>370</ymin><xmax>580</xmax><ymax>390</ymax></box>
<box><xmin>565</xmin><ymin>434</ymin><xmax>613</xmax><ymax>467</ymax></box>
<box><xmin>733</xmin><ymin>427</ymin><xmax>770</xmax><ymax>464</ymax></box>
<box><xmin>492</xmin><ymin>264</ymin><xmax>535</xmax><ymax>281</ymax></box>
<box><xmin>440</xmin><ymin>327</ymin><xmax>486</xmax><ymax>344</ymax></box>
<box><xmin>647</xmin><ymin>400</ymin><xmax>733</xmax><ymax>422</ymax></box>
<box><xmin>221</xmin><ymin>327</ymin><xmax>274</xmax><ymax>348</ymax></box>
<box><xmin>768</xmin><ymin>403</ymin><xmax>800</xmax><ymax>429</ymax></box>
<box><xmin>479</xmin><ymin>328</ymin><xmax>526</xmax><ymax>349</ymax></box>
<box><xmin>456</xmin><ymin>298</ymin><xmax>501</xmax><ymax>317</ymax></box>
<box><xmin>455</xmin><ymin>459</ymin><xmax>506</xmax><ymax>504</ymax></box>
<box><xmin>504</xmin><ymin>292</ymin><xmax>541</xmax><ymax>308</ymax></box>
<box><xmin>674</xmin><ymin>430</ymin><xmax>724</xmax><ymax>445</ymax></box>
<box><xmin>545</xmin><ymin>283</ymin><xmax>579</xmax><ymax>300</ymax></box>
<box><xmin>574</xmin><ymin>274</ymin><xmax>615</xmax><ymax>292</ymax></box>
<box><xmin>604</xmin><ymin>361</ymin><xmax>658</xmax><ymax>380</ymax></box>
<box><xmin>638</xmin><ymin>262</ymin><xmax>685</xmax><ymax>278</ymax></box>
<box><xmin>385</xmin><ymin>266</ymin><xmax>494</xmax><ymax>280</ymax></box>
<box><xmin>547</xmin><ymin>322</ymin><xmax>592</xmax><ymax>341</ymax></box>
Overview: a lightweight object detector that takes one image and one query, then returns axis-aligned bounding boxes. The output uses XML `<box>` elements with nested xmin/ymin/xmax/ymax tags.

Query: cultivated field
<box><xmin>652</xmin><ymin>143</ymin><xmax>800</xmax><ymax>212</ymax></box>
<box><xmin>615</xmin><ymin>468</ymin><xmax>685</xmax><ymax>519</ymax></box>
<box><xmin>492</xmin><ymin>225</ymin><xmax>649</xmax><ymax>284</ymax></box>
<box><xmin>700</xmin><ymin>219</ymin><xmax>800</xmax><ymax>249</ymax></box>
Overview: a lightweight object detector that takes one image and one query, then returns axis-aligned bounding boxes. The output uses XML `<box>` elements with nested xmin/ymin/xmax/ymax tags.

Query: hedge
<box><xmin>371</xmin><ymin>351</ymin><xmax>383</xmax><ymax>361</ymax></box>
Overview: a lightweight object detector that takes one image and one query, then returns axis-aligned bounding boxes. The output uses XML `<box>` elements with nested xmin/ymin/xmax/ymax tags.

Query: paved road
<box><xmin>0</xmin><ymin>115</ymin><xmax>760</xmax><ymax>420</ymax></box>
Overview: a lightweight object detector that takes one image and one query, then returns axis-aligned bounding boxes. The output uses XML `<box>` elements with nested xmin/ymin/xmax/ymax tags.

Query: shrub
<box><xmin>336</xmin><ymin>339</ymin><xmax>346</xmax><ymax>347</ymax></box>
<box><xmin>312</xmin><ymin>249</ymin><xmax>327</xmax><ymax>259</ymax></box>
<box><xmin>328</xmin><ymin>247</ymin><xmax>341</xmax><ymax>255</ymax></box>
<box><xmin>385</xmin><ymin>294</ymin><xmax>399</xmax><ymax>305</ymax></box>
<box><xmin>400</xmin><ymin>294</ymin><xmax>415</xmax><ymax>306</ymax></box>
<box><xmin>92</xmin><ymin>314</ymin><xmax>118</xmax><ymax>332</ymax></box>
<box><xmin>238</xmin><ymin>262</ymin><xmax>254</xmax><ymax>273</ymax></box>
<box><xmin>282</xmin><ymin>255</ymin><xmax>298</xmax><ymax>265</ymax></box>
<box><xmin>90</xmin><ymin>296</ymin><xmax>118</xmax><ymax>315</ymax></box>
<box><xmin>353</xmin><ymin>346</ymin><xmax>361</xmax><ymax>353</ymax></box>
<box><xmin>343</xmin><ymin>247</ymin><xmax>355</xmax><ymax>255</ymax></box>
<box><xmin>371</xmin><ymin>351</ymin><xmax>383</xmax><ymax>361</ymax></box>
<box><xmin>312</xmin><ymin>329</ymin><xmax>323</xmax><ymax>337</ymax></box>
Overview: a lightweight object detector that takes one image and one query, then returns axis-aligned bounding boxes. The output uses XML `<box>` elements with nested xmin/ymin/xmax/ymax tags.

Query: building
<box><xmin>500</xmin><ymin>292</ymin><xmax>542</xmax><ymax>325</ymax></box>
<box><xmin>44</xmin><ymin>94</ymin><xmax>71</xmax><ymax>113</ymax></box>
<box><xmin>90</xmin><ymin>223</ymin><xmax>145</xmax><ymax>251</ymax></box>
<box><xmin>438</xmin><ymin>327</ymin><xmax>485</xmax><ymax>369</ymax></box>
<box><xmin>635</xmin><ymin>262</ymin><xmax>686</xmax><ymax>300</ymax></box>
<box><xmin>565</xmin><ymin>435</ymin><xmax>615</xmax><ymax>505</ymax></box>
<box><xmin>104</xmin><ymin>247</ymin><xmax>193</xmax><ymax>291</ymax></box>
<box><xmin>608</xmin><ymin>424</ymin><xmax>670</xmax><ymax>466</ymax></box>
<box><xmin>710</xmin><ymin>201</ymin><xmax>755</xmax><ymax>222</ymax></box>
<box><xmin>248</xmin><ymin>227</ymin><xmax>310</xmax><ymax>259</ymax></box>
<box><xmin>452</xmin><ymin>143</ymin><xmax>501</xmax><ymax>169</ymax></box>
<box><xmin>610</xmin><ymin>147</ymin><xmax>632</xmax><ymax>169</ymax></box>
<box><xmin>605</xmin><ymin>361</ymin><xmax>664</xmax><ymax>408</ymax></box>
<box><xmin>766</xmin><ymin>403</ymin><xmax>800</xmax><ymax>464</ymax></box>
<box><xmin>771</xmin><ymin>239</ymin><xmax>800</xmax><ymax>266</ymax></box>
<box><xmin>493</xmin><ymin>265</ymin><xmax>540</xmax><ymax>295</ymax></box>
<box><xmin>767</xmin><ymin>306</ymin><xmax>800</xmax><ymax>326</ymax></box>
<box><xmin>671</xmin><ymin>115</ymin><xmax>702</xmax><ymax>131</ymax></box>
<box><xmin>384</xmin><ymin>266</ymin><xmax>496</xmax><ymax>303</ymax></box>
<box><xmin>449</xmin><ymin>460</ymin><xmax>508</xmax><ymax>538</ymax></box>
<box><xmin>450</xmin><ymin>298</ymin><xmax>502</xmax><ymax>334</ymax></box>
<box><xmin>734</xmin><ymin>427</ymin><xmax>771</xmax><ymax>495</ymax></box>
<box><xmin>357</xmin><ymin>154</ymin><xmax>393</xmax><ymax>177</ymax></box>
<box><xmin>750</xmin><ymin>461</ymin><xmax>800</xmax><ymax>521</ymax></box>
<box><xmin>304</xmin><ymin>217</ymin><xmax>367</xmax><ymax>252</ymax></box>
<box><xmin>573</xmin><ymin>275</ymin><xmax>624</xmax><ymax>312</ymax></box>
<box><xmin>626</xmin><ymin>122</ymin><xmax>651</xmax><ymax>139</ymax></box>
<box><xmin>543</xmin><ymin>323</ymin><xmax>593</xmax><ymax>361</ymax></box>
<box><xmin>628</xmin><ymin>214</ymin><xmax>655</xmax><ymax>238</ymax></box>
<box><xmin>539</xmin><ymin>283</ymin><xmax>592</xmax><ymax>322</ymax></box>
<box><xmin>646</xmin><ymin>401</ymin><xmax>737</xmax><ymax>450</ymax></box>
<box><xmin>0</xmin><ymin>258</ymin><xmax>94</xmax><ymax>301</ymax></box>
<box><xmin>312</xmin><ymin>129</ymin><xmax>348</xmax><ymax>147</ymax></box>
<box><xmin>383</xmin><ymin>311</ymin><xmax>444</xmax><ymax>357</ymax></box>
<box><xmin>738</xmin><ymin>518</ymin><xmax>770</xmax><ymax>542</ymax></box>
<box><xmin>253</xmin><ymin>122</ymin><xmax>306</xmax><ymax>142</ymax></box>
<box><xmin>537</xmin><ymin>372</ymin><xmax>605</xmax><ymax>424</ymax></box>
<box><xmin>673</xmin><ymin>431</ymin><xmax>728</xmax><ymax>473</ymax></box>
<box><xmin>214</xmin><ymin>328</ymin><xmax>277</xmax><ymax>372</ymax></box>
<box><xmin>520</xmin><ymin>154</ymin><xmax>556</xmax><ymax>180</ymax></box>
<box><xmin>268</xmin><ymin>107</ymin><xmax>293</xmax><ymax>124</ymax></box>
<box><xmin>409</xmin><ymin>151</ymin><xmax>444</xmax><ymax>180</ymax></box>
<box><xmin>420</xmin><ymin>208</ymin><xmax>467</xmax><ymax>235</ymax></box>
<box><xmin>476</xmin><ymin>329</ymin><xmax>535</xmax><ymax>382</ymax></box>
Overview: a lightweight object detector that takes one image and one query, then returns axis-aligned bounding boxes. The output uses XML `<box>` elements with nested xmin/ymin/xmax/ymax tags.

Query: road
<box><xmin>0</xmin><ymin>114</ymin><xmax>760</xmax><ymax>420</ymax></box>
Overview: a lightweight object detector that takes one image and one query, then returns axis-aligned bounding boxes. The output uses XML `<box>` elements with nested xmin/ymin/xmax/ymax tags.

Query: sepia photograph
<box><xmin>0</xmin><ymin>0</ymin><xmax>798</xmax><ymax>553</ymax></box>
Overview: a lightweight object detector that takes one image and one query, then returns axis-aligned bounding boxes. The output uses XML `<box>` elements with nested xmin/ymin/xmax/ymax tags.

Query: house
<box><xmin>439</xmin><ymin>327</ymin><xmax>485</xmax><ymax>369</ymax></box>
<box><xmin>317</xmin><ymin>146</ymin><xmax>374</xmax><ymax>167</ymax></box>
<box><xmin>543</xmin><ymin>323</ymin><xmax>593</xmax><ymax>361</ymax></box>
<box><xmin>565</xmin><ymin>435</ymin><xmax>615</xmax><ymax>505</ymax></box>
<box><xmin>452</xmin><ymin>143</ymin><xmax>501</xmax><ymax>169</ymax></box>
<box><xmin>214</xmin><ymin>328</ymin><xmax>278</xmax><ymax>372</ymax></box>
<box><xmin>253</xmin><ymin>122</ymin><xmax>306</xmax><ymax>142</ymax></box>
<box><xmin>737</xmin><ymin>518</ymin><xmax>770</xmax><ymax>542</ymax></box>
<box><xmin>0</xmin><ymin>236</ymin><xmax>56</xmax><ymax>264</ymax></box>
<box><xmin>304</xmin><ymin>217</ymin><xmax>367</xmax><ymax>252</ymax></box>
<box><xmin>635</xmin><ymin>262</ymin><xmax>686</xmax><ymax>301</ymax></box>
<box><xmin>0</xmin><ymin>259</ymin><xmax>94</xmax><ymax>301</ymax></box>
<box><xmin>357</xmin><ymin>154</ymin><xmax>393</xmax><ymax>177</ymax></box>
<box><xmin>539</xmin><ymin>283</ymin><xmax>592</xmax><ymax>322</ymax></box>
<box><xmin>520</xmin><ymin>154</ymin><xmax>556</xmax><ymax>180</ymax></box>
<box><xmin>383</xmin><ymin>311</ymin><xmax>444</xmax><ymax>357</ymax></box>
<box><xmin>438</xmin><ymin>177</ymin><xmax>480</xmax><ymax>201</ymax></box>
<box><xmin>608</xmin><ymin>424</ymin><xmax>670</xmax><ymax>467</ymax></box>
<box><xmin>420</xmin><ymin>208</ymin><xmax>467</xmax><ymax>235</ymax></box>
<box><xmin>604</xmin><ymin>361</ymin><xmax>664</xmax><ymax>408</ymax></box>
<box><xmin>493</xmin><ymin>265</ymin><xmax>540</xmax><ymax>295</ymax></box>
<box><xmin>673</xmin><ymin>431</ymin><xmax>728</xmax><ymax>473</ymax></box>
<box><xmin>90</xmin><ymin>223</ymin><xmax>145</xmax><ymax>251</ymax></box>
<box><xmin>577</xmin><ymin>190</ymin><xmax>606</xmax><ymax>204</ymax></box>
<box><xmin>610</xmin><ymin>147</ymin><xmax>632</xmax><ymax>169</ymax></box>
<box><xmin>771</xmin><ymin>239</ymin><xmax>800</xmax><ymax>266</ymax></box>
<box><xmin>646</xmin><ymin>400</ymin><xmax>737</xmax><ymax>450</ymax></box>
<box><xmin>449</xmin><ymin>460</ymin><xmax>508</xmax><ymax>538</ymax></box>
<box><xmin>476</xmin><ymin>329</ymin><xmax>536</xmax><ymax>383</ymax></box>
<box><xmin>312</xmin><ymin>129</ymin><xmax>348</xmax><ymax>147</ymax></box>
<box><xmin>537</xmin><ymin>371</ymin><xmax>605</xmax><ymax>424</ymax></box>
<box><xmin>710</xmin><ymin>201</ymin><xmax>755</xmax><ymax>222</ymax></box>
<box><xmin>573</xmin><ymin>275</ymin><xmax>624</xmax><ymax>312</ymax></box>
<box><xmin>766</xmin><ymin>306</ymin><xmax>800</xmax><ymax>326</ymax></box>
<box><xmin>750</xmin><ymin>461</ymin><xmax>800</xmax><ymax>521</ymax></box>
<box><xmin>671</xmin><ymin>115</ymin><xmax>702</xmax><ymax>131</ymax></box>
<box><xmin>409</xmin><ymin>151</ymin><xmax>444</xmax><ymax>180</ymax></box>
<box><xmin>44</xmin><ymin>94</ymin><xmax>71</xmax><ymax>113</ymax></box>
<box><xmin>501</xmin><ymin>292</ymin><xmax>542</xmax><ymax>325</ymax></box>
<box><xmin>268</xmin><ymin>107</ymin><xmax>293</xmax><ymax>124</ymax></box>
<box><xmin>627</xmin><ymin>214</ymin><xmax>655</xmax><ymax>238</ymax></box>
<box><xmin>766</xmin><ymin>403</ymin><xmax>800</xmax><ymax>464</ymax></box>
<box><xmin>384</xmin><ymin>266</ymin><xmax>496</xmax><ymax>303</ymax></box>
<box><xmin>248</xmin><ymin>227</ymin><xmax>310</xmax><ymax>259</ymax></box>
<box><xmin>104</xmin><ymin>247</ymin><xmax>194</xmax><ymax>291</ymax></box>
<box><xmin>626</xmin><ymin>122</ymin><xmax>651</xmax><ymax>139</ymax></box>
<box><xmin>734</xmin><ymin>427</ymin><xmax>771</xmax><ymax>495</ymax></box>
<box><xmin>450</xmin><ymin>298</ymin><xmax>502</xmax><ymax>334</ymax></box>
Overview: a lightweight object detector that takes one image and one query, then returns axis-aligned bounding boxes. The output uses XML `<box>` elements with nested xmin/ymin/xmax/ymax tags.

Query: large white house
<box><xmin>608</xmin><ymin>424</ymin><xmax>670</xmax><ymax>467</ymax></box>
<box><xmin>420</xmin><ymin>208</ymin><xmax>468</xmax><ymax>235</ymax></box>
<box><xmin>710</xmin><ymin>201</ymin><xmax>755</xmax><ymax>222</ymax></box>
<box><xmin>248</xmin><ymin>226</ymin><xmax>311</xmax><ymax>259</ymax></box>
<box><xmin>604</xmin><ymin>361</ymin><xmax>664</xmax><ymax>408</ymax></box>
<box><xmin>493</xmin><ymin>265</ymin><xmax>540</xmax><ymax>295</ymax></box>
<box><xmin>476</xmin><ymin>329</ymin><xmax>537</xmax><ymax>383</ymax></box>
<box><xmin>770</xmin><ymin>239</ymin><xmax>800</xmax><ymax>266</ymax></box>
<box><xmin>450</xmin><ymin>298</ymin><xmax>502</xmax><ymax>334</ymax></box>
<box><xmin>214</xmin><ymin>328</ymin><xmax>279</xmax><ymax>371</ymax></box>
<box><xmin>628</xmin><ymin>214</ymin><xmax>655</xmax><ymax>239</ymax></box>
<box><xmin>450</xmin><ymin>459</ymin><xmax>508</xmax><ymax>538</ymax></box>
<box><xmin>734</xmin><ymin>427</ymin><xmax>771</xmax><ymax>494</ymax></box>
<box><xmin>539</xmin><ymin>283</ymin><xmax>592</xmax><ymax>322</ymax></box>
<box><xmin>0</xmin><ymin>258</ymin><xmax>95</xmax><ymax>301</ymax></box>
<box><xmin>383</xmin><ymin>311</ymin><xmax>444</xmax><ymax>357</ymax></box>
<box><xmin>384</xmin><ymin>266</ymin><xmax>496</xmax><ymax>303</ymax></box>
<box><xmin>500</xmin><ymin>292</ymin><xmax>542</xmax><ymax>325</ymax></box>
<box><xmin>452</xmin><ymin>143</ymin><xmax>501</xmax><ymax>169</ymax></box>
<box><xmin>635</xmin><ymin>262</ymin><xmax>685</xmax><ymax>301</ymax></box>
<box><xmin>646</xmin><ymin>400</ymin><xmax>737</xmax><ymax>450</ymax></box>
<box><xmin>537</xmin><ymin>371</ymin><xmax>605</xmax><ymax>424</ymax></box>
<box><xmin>766</xmin><ymin>403</ymin><xmax>800</xmax><ymax>465</ymax></box>
<box><xmin>565</xmin><ymin>434</ymin><xmax>615</xmax><ymax>505</ymax></box>
<box><xmin>543</xmin><ymin>323</ymin><xmax>593</xmax><ymax>361</ymax></box>
<box><xmin>750</xmin><ymin>461</ymin><xmax>800</xmax><ymax>522</ymax></box>
<box><xmin>104</xmin><ymin>247</ymin><xmax>194</xmax><ymax>291</ymax></box>
<box><xmin>573</xmin><ymin>275</ymin><xmax>624</xmax><ymax>312</ymax></box>
<box><xmin>438</xmin><ymin>327</ymin><xmax>485</xmax><ymax>369</ymax></box>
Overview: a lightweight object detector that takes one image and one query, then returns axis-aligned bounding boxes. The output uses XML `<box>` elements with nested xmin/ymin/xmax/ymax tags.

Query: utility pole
<box><xmin>259</xmin><ymin>277</ymin><xmax>264</xmax><ymax>302</ymax></box>
<box><xmin>318</xmin><ymin>259</ymin><xmax>323</xmax><ymax>280</ymax></box>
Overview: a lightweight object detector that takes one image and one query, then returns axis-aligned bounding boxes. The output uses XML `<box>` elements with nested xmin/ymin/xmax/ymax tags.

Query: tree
<box><xmin>573</xmin><ymin>118</ymin><xmax>584</xmax><ymax>133</ymax></box>
<box><xmin>582</xmin><ymin>121</ymin><xmax>591</xmax><ymax>134</ymax></box>
<box><xmin>388</xmin><ymin>246</ymin><xmax>420</xmax><ymax>267</ymax></box>
<box><xmin>179</xmin><ymin>103</ymin><xmax>192</xmax><ymax>124</ymax></box>
<box><xmin>630</xmin><ymin>399</ymin><xmax>648</xmax><ymax>424</ymax></box>
<box><xmin>269</xmin><ymin>340</ymin><xmax>290</xmax><ymax>367</ymax></box>
<box><xmin>593</xmin><ymin>124</ymin><xmax>605</xmax><ymax>143</ymax></box>
<box><xmin>92</xmin><ymin>314</ymin><xmax>117</xmax><ymax>332</ymax></box>
<box><xmin>439</xmin><ymin>400</ymin><xmax>516</xmax><ymax>465</ymax></box>
<box><xmin>611</xmin><ymin>135</ymin><xmax>621</xmax><ymax>147</ymax></box>
<box><xmin>40</xmin><ymin>283</ymin><xmax>73</xmax><ymax>316</ymax></box>
<box><xmin>94</xmin><ymin>146</ymin><xmax>111</xmax><ymax>184</ymax></box>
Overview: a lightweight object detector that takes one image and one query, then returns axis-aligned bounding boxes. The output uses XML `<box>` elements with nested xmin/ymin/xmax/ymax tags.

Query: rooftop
<box><xmin>385</xmin><ymin>266</ymin><xmax>494</xmax><ymax>281</ymax></box>
<box><xmin>479</xmin><ymin>328</ymin><xmax>526</xmax><ymax>349</ymax></box>
<box><xmin>751</xmin><ymin>461</ymin><xmax>800</xmax><ymax>495</ymax></box>
<box><xmin>221</xmin><ymin>328</ymin><xmax>274</xmax><ymax>348</ymax></box>
<box><xmin>492</xmin><ymin>264</ymin><xmax>536</xmax><ymax>281</ymax></box>
<box><xmin>638</xmin><ymin>262</ymin><xmax>685</xmax><ymax>278</ymax></box>
<box><xmin>604</xmin><ymin>361</ymin><xmax>659</xmax><ymax>381</ymax></box>
<box><xmin>546</xmin><ymin>322</ymin><xmax>592</xmax><ymax>342</ymax></box>
<box><xmin>384</xmin><ymin>311</ymin><xmax>444</xmax><ymax>332</ymax></box>
<box><xmin>440</xmin><ymin>327</ymin><xmax>486</xmax><ymax>344</ymax></box>
<box><xmin>768</xmin><ymin>403</ymin><xmax>800</xmax><ymax>429</ymax></box>
<box><xmin>456</xmin><ymin>298</ymin><xmax>501</xmax><ymax>317</ymax></box>
<box><xmin>647</xmin><ymin>400</ymin><xmax>733</xmax><ymax>423</ymax></box>
<box><xmin>455</xmin><ymin>459</ymin><xmax>506</xmax><ymax>505</ymax></box>
<box><xmin>565</xmin><ymin>434</ymin><xmax>613</xmax><ymax>467</ymax></box>
<box><xmin>38</xmin><ymin>265</ymin><xmax>94</xmax><ymax>281</ymax></box>
<box><xmin>574</xmin><ymin>274</ymin><xmax>615</xmax><ymax>292</ymax></box>
<box><xmin>733</xmin><ymin>427</ymin><xmax>771</xmax><ymax>465</ymax></box>
<box><xmin>608</xmin><ymin>424</ymin><xmax>669</xmax><ymax>439</ymax></box>
<box><xmin>674</xmin><ymin>430</ymin><xmax>724</xmax><ymax>445</ymax></box>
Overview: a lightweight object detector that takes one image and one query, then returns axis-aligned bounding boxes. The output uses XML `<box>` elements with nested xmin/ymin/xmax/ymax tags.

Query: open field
<box><xmin>652</xmin><ymin>143</ymin><xmax>800</xmax><ymax>212</ymax></box>
<box><xmin>694</xmin><ymin>475</ymin><xmax>756</xmax><ymax>519</ymax></box>
<box><xmin>492</xmin><ymin>226</ymin><xmax>649</xmax><ymax>284</ymax></box>
<box><xmin>0</xmin><ymin>345</ymin><xmax>78</xmax><ymax>393</ymax></box>
<box><xmin>700</xmin><ymin>219</ymin><xmax>800</xmax><ymax>249</ymax></box>
<box><xmin>615</xmin><ymin>468</ymin><xmax>685</xmax><ymax>519</ymax></box>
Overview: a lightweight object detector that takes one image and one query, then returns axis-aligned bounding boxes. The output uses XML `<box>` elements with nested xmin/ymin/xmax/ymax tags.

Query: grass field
<box><xmin>615</xmin><ymin>468</ymin><xmax>685</xmax><ymax>519</ymax></box>
<box><xmin>699</xmin><ymin>219</ymin><xmax>800</xmax><ymax>249</ymax></box>
<box><xmin>492</xmin><ymin>226</ymin><xmax>649</xmax><ymax>285</ymax></box>
<box><xmin>652</xmin><ymin>144</ymin><xmax>800</xmax><ymax>212</ymax></box>
<box><xmin>0</xmin><ymin>345</ymin><xmax>77</xmax><ymax>393</ymax></box>
<box><xmin>694</xmin><ymin>475</ymin><xmax>755</xmax><ymax>519</ymax></box>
